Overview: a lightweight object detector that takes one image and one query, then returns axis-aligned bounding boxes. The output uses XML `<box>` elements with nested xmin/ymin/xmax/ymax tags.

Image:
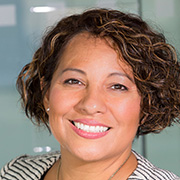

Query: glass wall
<box><xmin>0</xmin><ymin>0</ymin><xmax>179</xmax><ymax>176</ymax></box>
<box><xmin>140</xmin><ymin>0</ymin><xmax>180</xmax><ymax>175</ymax></box>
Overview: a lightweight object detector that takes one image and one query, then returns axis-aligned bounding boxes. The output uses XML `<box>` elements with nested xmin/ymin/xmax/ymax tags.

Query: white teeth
<box><xmin>74</xmin><ymin>122</ymin><xmax>108</xmax><ymax>133</ymax></box>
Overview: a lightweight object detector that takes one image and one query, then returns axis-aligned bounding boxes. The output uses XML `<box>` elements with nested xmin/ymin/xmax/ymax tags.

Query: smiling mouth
<box><xmin>71</xmin><ymin>121</ymin><xmax>110</xmax><ymax>133</ymax></box>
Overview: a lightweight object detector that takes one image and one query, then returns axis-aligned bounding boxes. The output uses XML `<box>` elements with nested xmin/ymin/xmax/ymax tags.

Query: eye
<box><xmin>111</xmin><ymin>84</ymin><xmax>128</xmax><ymax>91</ymax></box>
<box><xmin>64</xmin><ymin>78</ymin><xmax>83</xmax><ymax>85</ymax></box>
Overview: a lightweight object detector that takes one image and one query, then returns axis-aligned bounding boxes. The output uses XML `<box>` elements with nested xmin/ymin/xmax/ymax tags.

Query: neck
<box><xmin>58</xmin><ymin>149</ymin><xmax>137</xmax><ymax>180</ymax></box>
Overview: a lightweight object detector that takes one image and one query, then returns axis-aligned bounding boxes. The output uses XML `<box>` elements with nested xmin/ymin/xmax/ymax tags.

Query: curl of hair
<box><xmin>16</xmin><ymin>8</ymin><xmax>180</xmax><ymax>135</ymax></box>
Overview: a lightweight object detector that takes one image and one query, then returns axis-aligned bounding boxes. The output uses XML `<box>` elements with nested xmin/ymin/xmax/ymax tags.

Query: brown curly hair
<box><xmin>17</xmin><ymin>8</ymin><xmax>180</xmax><ymax>136</ymax></box>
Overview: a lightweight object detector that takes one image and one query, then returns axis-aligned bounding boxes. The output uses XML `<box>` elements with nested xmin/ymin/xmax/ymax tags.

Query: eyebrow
<box><xmin>108</xmin><ymin>72</ymin><xmax>134</xmax><ymax>82</ymax></box>
<box><xmin>61</xmin><ymin>68</ymin><xmax>86</xmax><ymax>75</ymax></box>
<box><xmin>61</xmin><ymin>68</ymin><xmax>134</xmax><ymax>82</ymax></box>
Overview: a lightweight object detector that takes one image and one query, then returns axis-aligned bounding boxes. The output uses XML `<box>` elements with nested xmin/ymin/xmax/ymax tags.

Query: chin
<box><xmin>76</xmin><ymin>153</ymin><xmax>106</xmax><ymax>162</ymax></box>
<box><xmin>67</xmin><ymin>145</ymin><xmax>109</xmax><ymax>162</ymax></box>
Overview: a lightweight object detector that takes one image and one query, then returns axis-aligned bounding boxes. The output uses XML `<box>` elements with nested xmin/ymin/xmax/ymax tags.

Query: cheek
<box><xmin>110</xmin><ymin>95</ymin><xmax>141</xmax><ymax>126</ymax></box>
<box><xmin>48</xmin><ymin>87</ymin><xmax>81</xmax><ymax>117</ymax></box>
<box><xmin>48</xmin><ymin>88</ymin><xmax>76</xmax><ymax>143</ymax></box>
<box><xmin>49</xmin><ymin>88</ymin><xmax>72</xmax><ymax>113</ymax></box>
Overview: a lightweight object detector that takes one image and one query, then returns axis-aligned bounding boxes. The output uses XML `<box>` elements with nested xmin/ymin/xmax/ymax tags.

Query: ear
<box><xmin>43</xmin><ymin>90</ymin><xmax>50</xmax><ymax>113</ymax></box>
<box><xmin>139</xmin><ymin>113</ymin><xmax>147</xmax><ymax>126</ymax></box>
<box><xmin>40</xmin><ymin>77</ymin><xmax>50</xmax><ymax>113</ymax></box>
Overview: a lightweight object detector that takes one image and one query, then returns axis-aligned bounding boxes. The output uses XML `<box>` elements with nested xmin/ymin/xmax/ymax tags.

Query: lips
<box><xmin>70</xmin><ymin>119</ymin><xmax>111</xmax><ymax>139</ymax></box>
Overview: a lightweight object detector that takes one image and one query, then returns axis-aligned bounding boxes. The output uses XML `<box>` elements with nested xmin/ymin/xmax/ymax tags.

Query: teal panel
<box><xmin>0</xmin><ymin>0</ymin><xmax>179</xmax><ymax>176</ymax></box>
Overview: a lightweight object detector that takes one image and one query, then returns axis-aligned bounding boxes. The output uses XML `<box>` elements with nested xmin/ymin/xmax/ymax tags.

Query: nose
<box><xmin>74</xmin><ymin>88</ymin><xmax>107</xmax><ymax>115</ymax></box>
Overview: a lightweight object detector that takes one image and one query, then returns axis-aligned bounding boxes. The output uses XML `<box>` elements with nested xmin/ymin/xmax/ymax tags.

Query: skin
<box><xmin>44</xmin><ymin>32</ymin><xmax>141</xmax><ymax>179</ymax></box>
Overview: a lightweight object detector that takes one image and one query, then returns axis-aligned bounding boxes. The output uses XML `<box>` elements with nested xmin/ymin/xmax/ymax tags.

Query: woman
<box><xmin>1</xmin><ymin>8</ymin><xmax>180</xmax><ymax>180</ymax></box>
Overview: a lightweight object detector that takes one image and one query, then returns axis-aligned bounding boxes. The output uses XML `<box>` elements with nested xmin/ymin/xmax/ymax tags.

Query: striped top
<box><xmin>1</xmin><ymin>151</ymin><xmax>179</xmax><ymax>180</ymax></box>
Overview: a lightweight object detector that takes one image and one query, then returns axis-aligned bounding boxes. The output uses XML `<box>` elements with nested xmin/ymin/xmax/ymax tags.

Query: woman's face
<box><xmin>45</xmin><ymin>33</ymin><xmax>141</xmax><ymax>162</ymax></box>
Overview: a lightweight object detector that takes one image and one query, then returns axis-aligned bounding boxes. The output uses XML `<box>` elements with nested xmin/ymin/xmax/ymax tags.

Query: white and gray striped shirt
<box><xmin>1</xmin><ymin>151</ymin><xmax>179</xmax><ymax>180</ymax></box>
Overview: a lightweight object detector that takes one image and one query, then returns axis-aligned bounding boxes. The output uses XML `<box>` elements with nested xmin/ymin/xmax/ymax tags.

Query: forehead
<box><xmin>58</xmin><ymin>32</ymin><xmax>133</xmax><ymax>75</ymax></box>
<box><xmin>66</xmin><ymin>33</ymin><xmax>117</xmax><ymax>54</ymax></box>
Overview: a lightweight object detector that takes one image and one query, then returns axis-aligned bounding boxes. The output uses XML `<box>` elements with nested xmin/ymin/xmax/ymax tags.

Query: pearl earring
<box><xmin>47</xmin><ymin>108</ymin><xmax>50</xmax><ymax>112</ymax></box>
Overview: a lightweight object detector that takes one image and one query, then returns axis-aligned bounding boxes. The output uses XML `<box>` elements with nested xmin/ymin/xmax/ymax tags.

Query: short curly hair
<box><xmin>17</xmin><ymin>8</ymin><xmax>180</xmax><ymax>136</ymax></box>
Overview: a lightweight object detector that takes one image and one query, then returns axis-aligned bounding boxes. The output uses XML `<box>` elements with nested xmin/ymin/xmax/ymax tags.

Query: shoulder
<box><xmin>128</xmin><ymin>150</ymin><xmax>180</xmax><ymax>180</ymax></box>
<box><xmin>0</xmin><ymin>152</ymin><xmax>60</xmax><ymax>180</ymax></box>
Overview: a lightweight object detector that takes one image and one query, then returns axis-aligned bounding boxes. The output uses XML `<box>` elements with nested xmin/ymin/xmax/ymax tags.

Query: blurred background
<box><xmin>0</xmin><ymin>0</ymin><xmax>180</xmax><ymax>176</ymax></box>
